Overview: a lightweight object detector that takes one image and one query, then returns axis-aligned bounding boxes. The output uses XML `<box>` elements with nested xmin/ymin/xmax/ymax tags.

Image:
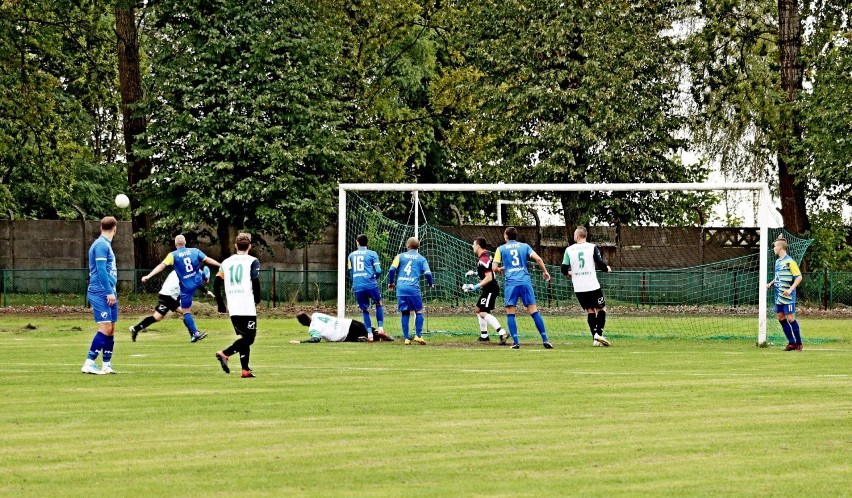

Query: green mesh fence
<box><xmin>343</xmin><ymin>193</ymin><xmax>816</xmax><ymax>342</ymax></box>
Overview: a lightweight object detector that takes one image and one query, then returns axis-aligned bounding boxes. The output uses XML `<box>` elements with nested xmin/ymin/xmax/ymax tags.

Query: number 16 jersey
<box><xmin>218</xmin><ymin>253</ymin><xmax>260</xmax><ymax>316</ymax></box>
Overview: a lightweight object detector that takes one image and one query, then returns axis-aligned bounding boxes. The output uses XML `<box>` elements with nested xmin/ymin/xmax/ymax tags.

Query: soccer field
<box><xmin>0</xmin><ymin>315</ymin><xmax>849</xmax><ymax>496</ymax></box>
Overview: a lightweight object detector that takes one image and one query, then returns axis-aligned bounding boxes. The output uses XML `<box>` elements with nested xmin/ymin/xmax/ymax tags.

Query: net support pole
<box><xmin>757</xmin><ymin>185</ymin><xmax>770</xmax><ymax>345</ymax></box>
<box><xmin>337</xmin><ymin>187</ymin><xmax>347</xmax><ymax>318</ymax></box>
<box><xmin>413</xmin><ymin>190</ymin><xmax>419</xmax><ymax>239</ymax></box>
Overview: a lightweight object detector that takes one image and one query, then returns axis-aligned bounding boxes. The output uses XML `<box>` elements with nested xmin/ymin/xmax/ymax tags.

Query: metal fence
<box><xmin>1</xmin><ymin>269</ymin><xmax>851</xmax><ymax>310</ymax></box>
<box><xmin>0</xmin><ymin>269</ymin><xmax>338</xmax><ymax>308</ymax></box>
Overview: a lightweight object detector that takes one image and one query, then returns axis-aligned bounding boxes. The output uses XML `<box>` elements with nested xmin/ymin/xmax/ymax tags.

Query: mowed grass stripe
<box><xmin>0</xmin><ymin>316</ymin><xmax>848</xmax><ymax>497</ymax></box>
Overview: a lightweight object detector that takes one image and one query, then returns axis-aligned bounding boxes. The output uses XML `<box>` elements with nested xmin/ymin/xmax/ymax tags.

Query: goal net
<box><xmin>337</xmin><ymin>184</ymin><xmax>812</xmax><ymax>346</ymax></box>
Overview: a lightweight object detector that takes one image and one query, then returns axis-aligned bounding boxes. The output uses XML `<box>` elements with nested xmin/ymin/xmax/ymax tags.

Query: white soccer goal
<box><xmin>338</xmin><ymin>183</ymin><xmax>785</xmax><ymax>345</ymax></box>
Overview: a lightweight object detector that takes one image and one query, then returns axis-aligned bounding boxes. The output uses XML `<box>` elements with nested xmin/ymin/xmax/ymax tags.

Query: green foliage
<box><xmin>0</xmin><ymin>0</ymin><xmax>123</xmax><ymax>220</ymax></box>
<box><xmin>447</xmin><ymin>0</ymin><xmax>709</xmax><ymax>226</ymax></box>
<box><xmin>804</xmin><ymin>206</ymin><xmax>852</xmax><ymax>271</ymax></box>
<box><xmin>141</xmin><ymin>0</ymin><xmax>350</xmax><ymax>247</ymax></box>
<box><xmin>686</xmin><ymin>0</ymin><xmax>850</xmax><ymax>213</ymax></box>
<box><xmin>684</xmin><ymin>0</ymin><xmax>783</xmax><ymax>182</ymax></box>
<box><xmin>798</xmin><ymin>7</ymin><xmax>852</xmax><ymax>204</ymax></box>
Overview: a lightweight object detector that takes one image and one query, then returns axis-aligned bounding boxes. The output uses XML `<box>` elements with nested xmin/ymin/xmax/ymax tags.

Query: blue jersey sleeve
<box><xmin>196</xmin><ymin>249</ymin><xmax>207</xmax><ymax>264</ymax></box>
<box><xmin>95</xmin><ymin>258</ymin><xmax>113</xmax><ymax>294</ymax></box>
<box><xmin>371</xmin><ymin>251</ymin><xmax>382</xmax><ymax>277</ymax></box>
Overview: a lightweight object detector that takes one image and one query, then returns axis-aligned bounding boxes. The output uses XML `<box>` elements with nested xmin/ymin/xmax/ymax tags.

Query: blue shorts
<box><xmin>89</xmin><ymin>292</ymin><xmax>118</xmax><ymax>323</ymax></box>
<box><xmin>397</xmin><ymin>294</ymin><xmax>424</xmax><ymax>312</ymax></box>
<box><xmin>179</xmin><ymin>284</ymin><xmax>200</xmax><ymax>309</ymax></box>
<box><xmin>775</xmin><ymin>303</ymin><xmax>796</xmax><ymax>315</ymax></box>
<box><xmin>504</xmin><ymin>283</ymin><xmax>536</xmax><ymax>307</ymax></box>
<box><xmin>354</xmin><ymin>287</ymin><xmax>382</xmax><ymax>311</ymax></box>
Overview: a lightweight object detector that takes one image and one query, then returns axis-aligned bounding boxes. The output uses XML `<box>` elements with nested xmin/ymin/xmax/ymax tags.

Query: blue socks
<box><xmin>531</xmin><ymin>312</ymin><xmax>548</xmax><ymax>342</ymax></box>
<box><xmin>361</xmin><ymin>310</ymin><xmax>372</xmax><ymax>332</ymax></box>
<box><xmin>87</xmin><ymin>331</ymin><xmax>107</xmax><ymax>360</ymax></box>
<box><xmin>103</xmin><ymin>335</ymin><xmax>114</xmax><ymax>362</ymax></box>
<box><xmin>790</xmin><ymin>320</ymin><xmax>802</xmax><ymax>344</ymax></box>
<box><xmin>507</xmin><ymin>314</ymin><xmax>519</xmax><ymax>345</ymax></box>
<box><xmin>779</xmin><ymin>319</ymin><xmax>794</xmax><ymax>343</ymax></box>
<box><xmin>401</xmin><ymin>313</ymin><xmax>410</xmax><ymax>340</ymax></box>
<box><xmin>415</xmin><ymin>313</ymin><xmax>424</xmax><ymax>337</ymax></box>
<box><xmin>183</xmin><ymin>313</ymin><xmax>198</xmax><ymax>334</ymax></box>
<box><xmin>376</xmin><ymin>305</ymin><xmax>384</xmax><ymax>328</ymax></box>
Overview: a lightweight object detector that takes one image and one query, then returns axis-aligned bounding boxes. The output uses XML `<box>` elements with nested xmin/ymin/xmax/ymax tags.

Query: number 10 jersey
<box><xmin>219</xmin><ymin>253</ymin><xmax>260</xmax><ymax>316</ymax></box>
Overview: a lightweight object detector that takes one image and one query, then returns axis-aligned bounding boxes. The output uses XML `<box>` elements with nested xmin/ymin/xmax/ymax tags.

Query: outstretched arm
<box><xmin>141</xmin><ymin>262</ymin><xmax>168</xmax><ymax>283</ymax></box>
<box><xmin>203</xmin><ymin>256</ymin><xmax>221</xmax><ymax>267</ymax></box>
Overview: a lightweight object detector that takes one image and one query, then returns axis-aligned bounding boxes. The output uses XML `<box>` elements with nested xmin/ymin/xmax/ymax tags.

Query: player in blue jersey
<box><xmin>387</xmin><ymin>237</ymin><xmax>433</xmax><ymax>345</ymax></box>
<box><xmin>347</xmin><ymin>234</ymin><xmax>391</xmax><ymax>342</ymax></box>
<box><xmin>81</xmin><ymin>216</ymin><xmax>120</xmax><ymax>374</ymax></box>
<box><xmin>141</xmin><ymin>234</ymin><xmax>221</xmax><ymax>342</ymax></box>
<box><xmin>766</xmin><ymin>238</ymin><xmax>804</xmax><ymax>351</ymax></box>
<box><xmin>493</xmin><ymin>227</ymin><xmax>553</xmax><ymax>349</ymax></box>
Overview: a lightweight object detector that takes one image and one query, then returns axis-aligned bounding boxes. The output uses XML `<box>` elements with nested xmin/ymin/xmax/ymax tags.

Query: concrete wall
<box><xmin>0</xmin><ymin>220</ymin><xmax>336</xmax><ymax>272</ymax></box>
<box><xmin>1</xmin><ymin>220</ymin><xmax>763</xmax><ymax>271</ymax></box>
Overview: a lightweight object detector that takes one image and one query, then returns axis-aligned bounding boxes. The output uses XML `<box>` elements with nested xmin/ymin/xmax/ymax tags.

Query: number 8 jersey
<box><xmin>218</xmin><ymin>253</ymin><xmax>260</xmax><ymax>316</ymax></box>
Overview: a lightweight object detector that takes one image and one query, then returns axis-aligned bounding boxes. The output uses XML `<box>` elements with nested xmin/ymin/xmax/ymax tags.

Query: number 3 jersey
<box><xmin>218</xmin><ymin>253</ymin><xmax>260</xmax><ymax>316</ymax></box>
<box><xmin>494</xmin><ymin>241</ymin><xmax>536</xmax><ymax>287</ymax></box>
<box><xmin>562</xmin><ymin>242</ymin><xmax>607</xmax><ymax>293</ymax></box>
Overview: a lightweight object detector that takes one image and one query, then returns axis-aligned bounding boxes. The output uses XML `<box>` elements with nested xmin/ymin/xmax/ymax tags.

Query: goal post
<box><xmin>338</xmin><ymin>182</ymin><xmax>777</xmax><ymax>345</ymax></box>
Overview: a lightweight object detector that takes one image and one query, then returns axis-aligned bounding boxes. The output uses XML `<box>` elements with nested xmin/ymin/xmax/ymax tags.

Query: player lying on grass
<box><xmin>129</xmin><ymin>268</ymin><xmax>214</xmax><ymax>342</ymax></box>
<box><xmin>290</xmin><ymin>313</ymin><xmax>394</xmax><ymax>343</ymax></box>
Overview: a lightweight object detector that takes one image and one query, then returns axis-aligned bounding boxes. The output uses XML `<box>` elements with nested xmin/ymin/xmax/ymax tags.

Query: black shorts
<box><xmin>230</xmin><ymin>315</ymin><xmax>258</xmax><ymax>336</ymax></box>
<box><xmin>476</xmin><ymin>289</ymin><xmax>499</xmax><ymax>313</ymax></box>
<box><xmin>155</xmin><ymin>294</ymin><xmax>180</xmax><ymax>316</ymax></box>
<box><xmin>345</xmin><ymin>320</ymin><xmax>368</xmax><ymax>342</ymax></box>
<box><xmin>575</xmin><ymin>289</ymin><xmax>606</xmax><ymax>310</ymax></box>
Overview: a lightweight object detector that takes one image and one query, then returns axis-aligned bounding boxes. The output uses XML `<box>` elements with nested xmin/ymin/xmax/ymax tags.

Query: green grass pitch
<box><xmin>0</xmin><ymin>314</ymin><xmax>849</xmax><ymax>496</ymax></box>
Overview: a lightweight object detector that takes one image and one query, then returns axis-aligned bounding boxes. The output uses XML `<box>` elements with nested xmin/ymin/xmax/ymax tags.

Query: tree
<box><xmin>0</xmin><ymin>0</ymin><xmax>124</xmax><ymax>220</ymax></box>
<box><xmin>448</xmin><ymin>0</ymin><xmax>711</xmax><ymax>229</ymax></box>
<box><xmin>116</xmin><ymin>1</ymin><xmax>158</xmax><ymax>268</ymax></box>
<box><xmin>141</xmin><ymin>0</ymin><xmax>350</xmax><ymax>252</ymax></box>
<box><xmin>685</xmin><ymin>0</ymin><xmax>850</xmax><ymax>235</ymax></box>
<box><xmin>336</xmin><ymin>0</ymin><xmax>497</xmax><ymax>225</ymax></box>
<box><xmin>797</xmin><ymin>3</ymin><xmax>851</xmax><ymax>207</ymax></box>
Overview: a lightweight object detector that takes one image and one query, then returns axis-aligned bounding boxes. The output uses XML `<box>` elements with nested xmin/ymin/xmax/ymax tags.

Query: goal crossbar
<box><xmin>338</xmin><ymin>182</ymin><xmax>772</xmax><ymax>345</ymax></box>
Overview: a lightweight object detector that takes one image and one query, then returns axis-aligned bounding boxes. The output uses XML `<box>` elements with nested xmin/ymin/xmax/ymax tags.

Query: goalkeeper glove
<box><xmin>462</xmin><ymin>283</ymin><xmax>480</xmax><ymax>293</ymax></box>
<box><xmin>465</xmin><ymin>270</ymin><xmax>477</xmax><ymax>278</ymax></box>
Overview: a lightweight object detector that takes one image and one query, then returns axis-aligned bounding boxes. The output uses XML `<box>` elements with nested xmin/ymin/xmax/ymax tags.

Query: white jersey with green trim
<box><xmin>563</xmin><ymin>242</ymin><xmax>602</xmax><ymax>293</ymax></box>
<box><xmin>220</xmin><ymin>254</ymin><xmax>259</xmax><ymax>316</ymax></box>
<box><xmin>309</xmin><ymin>312</ymin><xmax>352</xmax><ymax>342</ymax></box>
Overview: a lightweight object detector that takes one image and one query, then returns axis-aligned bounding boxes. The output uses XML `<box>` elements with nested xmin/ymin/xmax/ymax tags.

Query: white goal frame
<box><xmin>338</xmin><ymin>183</ymin><xmax>774</xmax><ymax>345</ymax></box>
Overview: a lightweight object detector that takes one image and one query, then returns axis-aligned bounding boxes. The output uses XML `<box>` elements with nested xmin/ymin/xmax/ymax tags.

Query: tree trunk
<box><xmin>777</xmin><ymin>0</ymin><xmax>809</xmax><ymax>235</ymax></box>
<box><xmin>217</xmin><ymin>220</ymin><xmax>234</xmax><ymax>261</ymax></box>
<box><xmin>115</xmin><ymin>4</ymin><xmax>158</xmax><ymax>268</ymax></box>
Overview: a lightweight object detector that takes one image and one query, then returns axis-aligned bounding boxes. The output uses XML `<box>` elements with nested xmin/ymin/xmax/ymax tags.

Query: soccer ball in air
<box><xmin>115</xmin><ymin>194</ymin><xmax>130</xmax><ymax>209</ymax></box>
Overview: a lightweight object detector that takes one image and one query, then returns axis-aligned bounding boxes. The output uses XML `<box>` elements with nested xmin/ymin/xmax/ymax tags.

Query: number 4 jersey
<box><xmin>218</xmin><ymin>253</ymin><xmax>261</xmax><ymax>316</ymax></box>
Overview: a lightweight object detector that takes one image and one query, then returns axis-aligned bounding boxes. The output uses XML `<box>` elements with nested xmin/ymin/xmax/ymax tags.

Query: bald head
<box><xmin>174</xmin><ymin>234</ymin><xmax>186</xmax><ymax>248</ymax></box>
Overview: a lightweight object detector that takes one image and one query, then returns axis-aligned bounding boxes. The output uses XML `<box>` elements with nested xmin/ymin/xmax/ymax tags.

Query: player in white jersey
<box><xmin>213</xmin><ymin>233</ymin><xmax>261</xmax><ymax>378</ymax></box>
<box><xmin>129</xmin><ymin>269</ymin><xmax>213</xmax><ymax>342</ymax></box>
<box><xmin>289</xmin><ymin>312</ymin><xmax>393</xmax><ymax>343</ymax></box>
<box><xmin>561</xmin><ymin>226</ymin><xmax>612</xmax><ymax>347</ymax></box>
